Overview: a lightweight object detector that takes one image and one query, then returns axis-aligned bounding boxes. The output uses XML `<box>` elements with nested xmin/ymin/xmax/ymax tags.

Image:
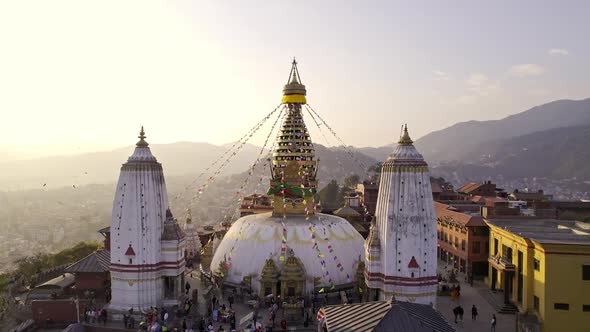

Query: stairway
<box><xmin>477</xmin><ymin>288</ymin><xmax>518</xmax><ymax>315</ymax></box>
<box><xmin>499</xmin><ymin>302</ymin><xmax>519</xmax><ymax>314</ymax></box>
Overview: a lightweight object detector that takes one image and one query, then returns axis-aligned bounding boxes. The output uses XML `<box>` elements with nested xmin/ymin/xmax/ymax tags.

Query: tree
<box><xmin>343</xmin><ymin>174</ymin><xmax>360</xmax><ymax>190</ymax></box>
<box><xmin>368</xmin><ymin>162</ymin><xmax>383</xmax><ymax>183</ymax></box>
<box><xmin>319</xmin><ymin>180</ymin><xmax>341</xmax><ymax>208</ymax></box>
<box><xmin>11</xmin><ymin>241</ymin><xmax>101</xmax><ymax>285</ymax></box>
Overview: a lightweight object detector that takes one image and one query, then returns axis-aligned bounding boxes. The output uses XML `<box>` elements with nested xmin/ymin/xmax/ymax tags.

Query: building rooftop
<box><xmin>435</xmin><ymin>202</ymin><xmax>486</xmax><ymax>227</ymax></box>
<box><xmin>486</xmin><ymin>218</ymin><xmax>590</xmax><ymax>245</ymax></box>
<box><xmin>323</xmin><ymin>300</ymin><xmax>455</xmax><ymax>332</ymax></box>
<box><xmin>333</xmin><ymin>206</ymin><xmax>361</xmax><ymax>217</ymax></box>
<box><xmin>65</xmin><ymin>249</ymin><xmax>110</xmax><ymax>273</ymax></box>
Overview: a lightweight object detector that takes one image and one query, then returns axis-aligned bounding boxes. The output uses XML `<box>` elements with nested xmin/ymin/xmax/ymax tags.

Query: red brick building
<box><xmin>239</xmin><ymin>194</ymin><xmax>273</xmax><ymax>217</ymax></box>
<box><xmin>457</xmin><ymin>181</ymin><xmax>497</xmax><ymax>199</ymax></box>
<box><xmin>356</xmin><ymin>181</ymin><xmax>379</xmax><ymax>215</ymax></box>
<box><xmin>435</xmin><ymin>202</ymin><xmax>490</xmax><ymax>277</ymax></box>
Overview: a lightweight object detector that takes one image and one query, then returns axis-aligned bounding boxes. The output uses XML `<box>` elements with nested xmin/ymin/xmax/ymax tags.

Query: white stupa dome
<box><xmin>210</xmin><ymin>212</ymin><xmax>365</xmax><ymax>295</ymax></box>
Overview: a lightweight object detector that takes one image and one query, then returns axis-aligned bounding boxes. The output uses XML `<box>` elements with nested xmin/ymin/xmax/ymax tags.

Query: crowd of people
<box><xmin>82</xmin><ymin>307</ymin><xmax>107</xmax><ymax>325</ymax></box>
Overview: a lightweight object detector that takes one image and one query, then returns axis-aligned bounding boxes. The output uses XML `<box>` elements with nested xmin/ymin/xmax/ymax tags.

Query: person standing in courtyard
<box><xmin>491</xmin><ymin>314</ymin><xmax>497</xmax><ymax>331</ymax></box>
<box><xmin>472</xmin><ymin>305</ymin><xmax>478</xmax><ymax>320</ymax></box>
<box><xmin>228</xmin><ymin>294</ymin><xmax>234</xmax><ymax>309</ymax></box>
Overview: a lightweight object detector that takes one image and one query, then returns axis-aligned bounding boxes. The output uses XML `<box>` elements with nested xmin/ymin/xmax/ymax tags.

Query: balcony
<box><xmin>488</xmin><ymin>255</ymin><xmax>516</xmax><ymax>272</ymax></box>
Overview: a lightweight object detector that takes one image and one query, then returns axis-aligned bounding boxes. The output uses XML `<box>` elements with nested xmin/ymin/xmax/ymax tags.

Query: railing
<box><xmin>488</xmin><ymin>255</ymin><xmax>516</xmax><ymax>271</ymax></box>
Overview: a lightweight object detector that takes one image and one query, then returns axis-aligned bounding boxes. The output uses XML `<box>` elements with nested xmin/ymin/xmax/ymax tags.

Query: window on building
<box><xmin>534</xmin><ymin>259</ymin><xmax>540</xmax><ymax>271</ymax></box>
<box><xmin>502</xmin><ymin>245</ymin><xmax>513</xmax><ymax>263</ymax></box>
<box><xmin>534</xmin><ymin>296</ymin><xmax>540</xmax><ymax>312</ymax></box>
<box><xmin>494</xmin><ymin>238</ymin><xmax>499</xmax><ymax>255</ymax></box>
<box><xmin>455</xmin><ymin>238</ymin><xmax>459</xmax><ymax>248</ymax></box>
<box><xmin>583</xmin><ymin>305</ymin><xmax>590</xmax><ymax>312</ymax></box>
<box><xmin>461</xmin><ymin>240</ymin><xmax>466</xmax><ymax>251</ymax></box>
<box><xmin>288</xmin><ymin>287</ymin><xmax>295</xmax><ymax>297</ymax></box>
<box><xmin>554</xmin><ymin>303</ymin><xmax>569</xmax><ymax>310</ymax></box>
<box><xmin>129</xmin><ymin>258</ymin><xmax>133</xmax><ymax>264</ymax></box>
<box><xmin>583</xmin><ymin>265</ymin><xmax>590</xmax><ymax>280</ymax></box>
<box><xmin>472</xmin><ymin>241</ymin><xmax>481</xmax><ymax>254</ymax></box>
<box><xmin>485</xmin><ymin>241</ymin><xmax>489</xmax><ymax>254</ymax></box>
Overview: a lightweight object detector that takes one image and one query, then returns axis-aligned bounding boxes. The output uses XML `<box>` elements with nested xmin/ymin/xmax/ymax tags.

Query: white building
<box><xmin>109</xmin><ymin>127</ymin><xmax>185</xmax><ymax>312</ymax></box>
<box><xmin>183</xmin><ymin>209</ymin><xmax>202</xmax><ymax>259</ymax></box>
<box><xmin>365</xmin><ymin>125</ymin><xmax>438</xmax><ymax>305</ymax></box>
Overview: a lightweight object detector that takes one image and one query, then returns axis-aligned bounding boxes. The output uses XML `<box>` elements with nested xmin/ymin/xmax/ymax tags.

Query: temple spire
<box><xmin>288</xmin><ymin>58</ymin><xmax>302</xmax><ymax>84</ymax></box>
<box><xmin>186</xmin><ymin>208</ymin><xmax>192</xmax><ymax>224</ymax></box>
<box><xmin>136</xmin><ymin>126</ymin><xmax>149</xmax><ymax>147</ymax></box>
<box><xmin>282</xmin><ymin>58</ymin><xmax>307</xmax><ymax>104</ymax></box>
<box><xmin>398</xmin><ymin>124</ymin><xmax>413</xmax><ymax>145</ymax></box>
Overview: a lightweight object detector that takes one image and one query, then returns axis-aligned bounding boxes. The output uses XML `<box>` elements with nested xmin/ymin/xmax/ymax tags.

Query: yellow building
<box><xmin>486</xmin><ymin>218</ymin><xmax>590</xmax><ymax>332</ymax></box>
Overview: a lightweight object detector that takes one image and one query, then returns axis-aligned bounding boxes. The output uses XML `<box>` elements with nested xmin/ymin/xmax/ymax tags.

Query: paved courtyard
<box><xmin>184</xmin><ymin>269</ymin><xmax>317</xmax><ymax>331</ymax></box>
<box><xmin>436</xmin><ymin>262</ymin><xmax>516</xmax><ymax>332</ymax></box>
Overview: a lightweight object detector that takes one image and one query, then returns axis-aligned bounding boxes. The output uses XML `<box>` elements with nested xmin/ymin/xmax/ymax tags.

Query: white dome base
<box><xmin>211</xmin><ymin>212</ymin><xmax>365</xmax><ymax>296</ymax></box>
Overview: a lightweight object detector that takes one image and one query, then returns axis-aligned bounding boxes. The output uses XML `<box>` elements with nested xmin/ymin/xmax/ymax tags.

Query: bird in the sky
<box><xmin>73</xmin><ymin>185</ymin><xmax>76</xmax><ymax>189</ymax></box>
<box><xmin>43</xmin><ymin>183</ymin><xmax>46</xmax><ymax>187</ymax></box>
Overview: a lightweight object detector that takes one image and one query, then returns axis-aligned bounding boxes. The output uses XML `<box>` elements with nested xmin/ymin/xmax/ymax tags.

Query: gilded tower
<box><xmin>267</xmin><ymin>59</ymin><xmax>318</xmax><ymax>215</ymax></box>
<box><xmin>210</xmin><ymin>60</ymin><xmax>365</xmax><ymax>297</ymax></box>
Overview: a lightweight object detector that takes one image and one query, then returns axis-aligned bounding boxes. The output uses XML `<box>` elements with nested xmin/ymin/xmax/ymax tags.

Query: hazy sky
<box><xmin>1</xmin><ymin>0</ymin><xmax>589</xmax><ymax>159</ymax></box>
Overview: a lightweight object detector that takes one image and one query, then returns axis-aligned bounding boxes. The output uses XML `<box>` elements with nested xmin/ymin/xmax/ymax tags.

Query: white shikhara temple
<box><xmin>109</xmin><ymin>128</ymin><xmax>186</xmax><ymax>312</ymax></box>
<box><xmin>365</xmin><ymin>126</ymin><xmax>438</xmax><ymax>305</ymax></box>
<box><xmin>183</xmin><ymin>209</ymin><xmax>202</xmax><ymax>259</ymax></box>
<box><xmin>210</xmin><ymin>61</ymin><xmax>366</xmax><ymax>298</ymax></box>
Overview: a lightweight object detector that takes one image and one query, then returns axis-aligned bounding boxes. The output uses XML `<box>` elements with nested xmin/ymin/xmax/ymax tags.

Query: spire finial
<box><xmin>398</xmin><ymin>123</ymin><xmax>413</xmax><ymax>145</ymax></box>
<box><xmin>186</xmin><ymin>208</ymin><xmax>192</xmax><ymax>224</ymax></box>
<box><xmin>136</xmin><ymin>126</ymin><xmax>149</xmax><ymax>147</ymax></box>
<box><xmin>282</xmin><ymin>58</ymin><xmax>307</xmax><ymax>103</ymax></box>
<box><xmin>288</xmin><ymin>57</ymin><xmax>301</xmax><ymax>84</ymax></box>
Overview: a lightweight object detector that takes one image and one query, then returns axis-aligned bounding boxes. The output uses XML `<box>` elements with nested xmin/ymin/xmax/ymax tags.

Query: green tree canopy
<box><xmin>343</xmin><ymin>174</ymin><xmax>360</xmax><ymax>189</ymax></box>
<box><xmin>319</xmin><ymin>180</ymin><xmax>342</xmax><ymax>208</ymax></box>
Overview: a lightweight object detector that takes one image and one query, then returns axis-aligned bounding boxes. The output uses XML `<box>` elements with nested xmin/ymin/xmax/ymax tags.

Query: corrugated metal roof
<box><xmin>324</xmin><ymin>301</ymin><xmax>455</xmax><ymax>332</ymax></box>
<box><xmin>376</xmin><ymin>301</ymin><xmax>455</xmax><ymax>332</ymax></box>
<box><xmin>324</xmin><ymin>301</ymin><xmax>392</xmax><ymax>332</ymax></box>
<box><xmin>65</xmin><ymin>249</ymin><xmax>110</xmax><ymax>273</ymax></box>
<box><xmin>334</xmin><ymin>206</ymin><xmax>361</xmax><ymax>217</ymax></box>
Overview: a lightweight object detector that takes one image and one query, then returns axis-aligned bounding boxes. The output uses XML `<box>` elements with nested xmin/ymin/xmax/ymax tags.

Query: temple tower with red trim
<box><xmin>365</xmin><ymin>125</ymin><xmax>438</xmax><ymax>305</ymax></box>
<box><xmin>109</xmin><ymin>127</ymin><xmax>185</xmax><ymax>312</ymax></box>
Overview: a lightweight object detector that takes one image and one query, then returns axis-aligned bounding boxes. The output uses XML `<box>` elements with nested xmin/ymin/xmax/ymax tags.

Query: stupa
<box><xmin>210</xmin><ymin>60</ymin><xmax>365</xmax><ymax>297</ymax></box>
<box><xmin>364</xmin><ymin>125</ymin><xmax>438</xmax><ymax>305</ymax></box>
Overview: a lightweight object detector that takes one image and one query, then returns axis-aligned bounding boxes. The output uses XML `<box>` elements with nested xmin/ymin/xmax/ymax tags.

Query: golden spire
<box><xmin>282</xmin><ymin>58</ymin><xmax>307</xmax><ymax>104</ymax></box>
<box><xmin>398</xmin><ymin>124</ymin><xmax>413</xmax><ymax>145</ymax></box>
<box><xmin>186</xmin><ymin>208</ymin><xmax>192</xmax><ymax>224</ymax></box>
<box><xmin>136</xmin><ymin>126</ymin><xmax>149</xmax><ymax>147</ymax></box>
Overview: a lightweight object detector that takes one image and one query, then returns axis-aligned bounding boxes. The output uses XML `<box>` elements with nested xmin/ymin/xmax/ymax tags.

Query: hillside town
<box><xmin>1</xmin><ymin>59</ymin><xmax>589</xmax><ymax>332</ymax></box>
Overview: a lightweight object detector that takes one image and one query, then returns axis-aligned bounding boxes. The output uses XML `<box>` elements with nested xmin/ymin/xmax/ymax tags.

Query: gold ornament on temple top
<box><xmin>136</xmin><ymin>126</ymin><xmax>149</xmax><ymax>147</ymax></box>
<box><xmin>398</xmin><ymin>124</ymin><xmax>413</xmax><ymax>145</ymax></box>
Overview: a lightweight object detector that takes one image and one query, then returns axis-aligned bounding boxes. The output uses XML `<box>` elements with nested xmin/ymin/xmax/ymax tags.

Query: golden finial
<box><xmin>398</xmin><ymin>123</ymin><xmax>413</xmax><ymax>145</ymax></box>
<box><xmin>282</xmin><ymin>58</ymin><xmax>306</xmax><ymax>103</ymax></box>
<box><xmin>186</xmin><ymin>208</ymin><xmax>192</xmax><ymax>224</ymax></box>
<box><xmin>136</xmin><ymin>125</ymin><xmax>149</xmax><ymax>147</ymax></box>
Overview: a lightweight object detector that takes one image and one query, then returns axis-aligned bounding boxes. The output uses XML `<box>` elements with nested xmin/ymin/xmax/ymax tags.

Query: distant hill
<box><xmin>461</xmin><ymin>125</ymin><xmax>590</xmax><ymax>180</ymax></box>
<box><xmin>357</xmin><ymin>99</ymin><xmax>590</xmax><ymax>184</ymax></box>
<box><xmin>414</xmin><ymin>98</ymin><xmax>590</xmax><ymax>162</ymax></box>
<box><xmin>0</xmin><ymin>141</ymin><xmax>379</xmax><ymax>190</ymax></box>
<box><xmin>3</xmin><ymin>98</ymin><xmax>589</xmax><ymax>190</ymax></box>
<box><xmin>0</xmin><ymin>142</ymin><xmax>263</xmax><ymax>190</ymax></box>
